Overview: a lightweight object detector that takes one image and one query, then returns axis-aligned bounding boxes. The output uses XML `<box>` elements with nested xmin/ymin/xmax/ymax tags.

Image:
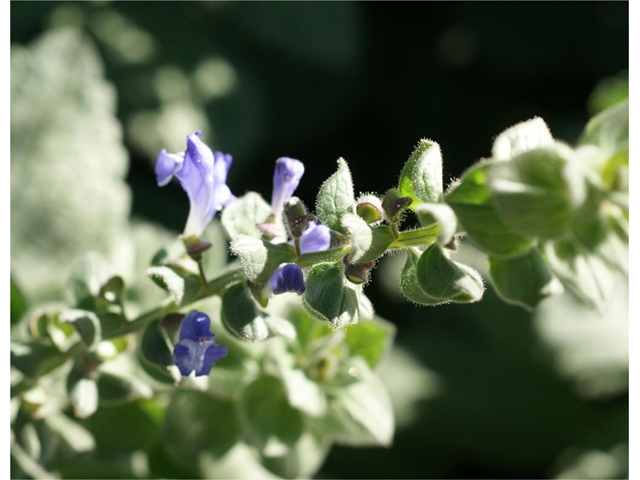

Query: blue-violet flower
<box><xmin>269</xmin><ymin>263</ymin><xmax>306</xmax><ymax>295</ymax></box>
<box><xmin>155</xmin><ymin>131</ymin><xmax>234</xmax><ymax>238</ymax></box>
<box><xmin>299</xmin><ymin>221</ymin><xmax>332</xmax><ymax>254</ymax></box>
<box><xmin>271</xmin><ymin>157</ymin><xmax>305</xmax><ymax>217</ymax></box>
<box><xmin>173</xmin><ymin>310</ymin><xmax>228</xmax><ymax>377</ymax></box>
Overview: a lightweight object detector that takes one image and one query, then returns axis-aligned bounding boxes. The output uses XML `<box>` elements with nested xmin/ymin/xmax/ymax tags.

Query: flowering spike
<box><xmin>155</xmin><ymin>132</ymin><xmax>234</xmax><ymax>238</ymax></box>
<box><xmin>272</xmin><ymin>157</ymin><xmax>305</xmax><ymax>217</ymax></box>
<box><xmin>269</xmin><ymin>263</ymin><xmax>306</xmax><ymax>295</ymax></box>
<box><xmin>173</xmin><ymin>310</ymin><xmax>227</xmax><ymax>377</ymax></box>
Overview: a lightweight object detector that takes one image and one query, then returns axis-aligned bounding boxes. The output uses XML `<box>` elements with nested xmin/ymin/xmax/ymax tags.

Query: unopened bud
<box><xmin>344</xmin><ymin>258</ymin><xmax>375</xmax><ymax>285</ymax></box>
<box><xmin>283</xmin><ymin>196</ymin><xmax>310</xmax><ymax>239</ymax></box>
<box><xmin>382</xmin><ymin>188</ymin><xmax>413</xmax><ymax>223</ymax></box>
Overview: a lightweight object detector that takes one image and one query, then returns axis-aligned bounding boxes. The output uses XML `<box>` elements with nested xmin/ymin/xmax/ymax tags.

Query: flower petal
<box><xmin>299</xmin><ymin>222</ymin><xmax>332</xmax><ymax>254</ymax></box>
<box><xmin>173</xmin><ymin>336</ymin><xmax>227</xmax><ymax>377</ymax></box>
<box><xmin>269</xmin><ymin>263</ymin><xmax>306</xmax><ymax>295</ymax></box>
<box><xmin>272</xmin><ymin>157</ymin><xmax>305</xmax><ymax>217</ymax></box>
<box><xmin>179</xmin><ymin>310</ymin><xmax>212</xmax><ymax>341</ymax></box>
<box><xmin>155</xmin><ymin>150</ymin><xmax>184</xmax><ymax>187</ymax></box>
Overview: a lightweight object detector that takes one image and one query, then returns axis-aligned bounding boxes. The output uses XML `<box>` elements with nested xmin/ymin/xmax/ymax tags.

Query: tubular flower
<box><xmin>299</xmin><ymin>221</ymin><xmax>332</xmax><ymax>254</ymax></box>
<box><xmin>271</xmin><ymin>157</ymin><xmax>305</xmax><ymax>217</ymax></box>
<box><xmin>269</xmin><ymin>263</ymin><xmax>306</xmax><ymax>295</ymax></box>
<box><xmin>155</xmin><ymin>131</ymin><xmax>234</xmax><ymax>238</ymax></box>
<box><xmin>173</xmin><ymin>310</ymin><xmax>228</xmax><ymax>377</ymax></box>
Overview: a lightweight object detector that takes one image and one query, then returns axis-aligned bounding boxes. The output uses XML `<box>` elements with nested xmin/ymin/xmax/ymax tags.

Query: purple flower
<box><xmin>173</xmin><ymin>310</ymin><xmax>228</xmax><ymax>377</ymax></box>
<box><xmin>299</xmin><ymin>222</ymin><xmax>332</xmax><ymax>254</ymax></box>
<box><xmin>269</xmin><ymin>263</ymin><xmax>306</xmax><ymax>295</ymax></box>
<box><xmin>155</xmin><ymin>131</ymin><xmax>234</xmax><ymax>238</ymax></box>
<box><xmin>271</xmin><ymin>157</ymin><xmax>305</xmax><ymax>217</ymax></box>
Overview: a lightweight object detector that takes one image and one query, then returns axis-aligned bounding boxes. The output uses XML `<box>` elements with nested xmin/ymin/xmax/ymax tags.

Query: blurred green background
<box><xmin>11</xmin><ymin>2</ymin><xmax>628</xmax><ymax>478</ymax></box>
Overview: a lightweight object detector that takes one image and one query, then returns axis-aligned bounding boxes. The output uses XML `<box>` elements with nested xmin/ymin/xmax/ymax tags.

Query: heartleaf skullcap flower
<box><xmin>173</xmin><ymin>310</ymin><xmax>228</xmax><ymax>377</ymax></box>
<box><xmin>269</xmin><ymin>263</ymin><xmax>306</xmax><ymax>295</ymax></box>
<box><xmin>299</xmin><ymin>221</ymin><xmax>332</xmax><ymax>254</ymax></box>
<box><xmin>271</xmin><ymin>157</ymin><xmax>305</xmax><ymax>217</ymax></box>
<box><xmin>155</xmin><ymin>131</ymin><xmax>234</xmax><ymax>238</ymax></box>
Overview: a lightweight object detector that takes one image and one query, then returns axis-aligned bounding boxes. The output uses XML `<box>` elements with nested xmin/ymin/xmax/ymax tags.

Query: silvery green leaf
<box><xmin>221</xmin><ymin>282</ymin><xmax>296</xmax><ymax>342</ymax></box>
<box><xmin>97</xmin><ymin>371</ymin><xmax>153</xmax><ymax>405</ymax></box>
<box><xmin>345</xmin><ymin>316</ymin><xmax>396</xmax><ymax>368</ymax></box>
<box><xmin>488</xmin><ymin>146</ymin><xmax>572</xmax><ymax>239</ymax></box>
<box><xmin>491</xmin><ymin>117</ymin><xmax>554</xmax><ymax>161</ymax></box>
<box><xmin>63</xmin><ymin>253</ymin><xmax>111</xmax><ymax>310</ymax></box>
<box><xmin>280</xmin><ymin>368</ymin><xmax>327</xmax><ymax>417</ymax></box>
<box><xmin>59</xmin><ymin>309</ymin><xmax>102</xmax><ymax>348</ymax></box>
<box><xmin>230</xmin><ymin>235</ymin><xmax>296</xmax><ymax>284</ymax></box>
<box><xmin>199</xmin><ymin>442</ymin><xmax>280</xmax><ymax>480</ymax></box>
<box><xmin>414</xmin><ymin>202</ymin><xmax>457</xmax><ymax>246</ymax></box>
<box><xmin>544</xmin><ymin>238</ymin><xmax>615</xmax><ymax>313</ymax></box>
<box><xmin>341</xmin><ymin>213</ymin><xmax>394</xmax><ymax>264</ymax></box>
<box><xmin>139</xmin><ymin>319</ymin><xmax>178</xmax><ymax>383</ymax></box>
<box><xmin>400</xmin><ymin>248</ymin><xmax>442</xmax><ymax>306</ymax></box>
<box><xmin>44</xmin><ymin>412</ymin><xmax>95</xmax><ymax>453</ymax></box>
<box><xmin>238</xmin><ymin>375</ymin><xmax>304</xmax><ymax>457</ymax></box>
<box><xmin>316</xmin><ymin>158</ymin><xmax>356</xmax><ymax>234</ymax></box>
<box><xmin>146</xmin><ymin>265</ymin><xmax>200</xmax><ymax>306</ymax></box>
<box><xmin>488</xmin><ymin>248</ymin><xmax>563</xmax><ymax>311</ymax></box>
<box><xmin>446</xmin><ymin>163</ymin><xmax>534</xmax><ymax>257</ymax></box>
<box><xmin>323</xmin><ymin>357</ymin><xmax>394</xmax><ymax>447</ymax></box>
<box><xmin>261</xmin><ymin>430</ymin><xmax>332</xmax><ymax>480</ymax></box>
<box><xmin>163</xmin><ymin>390</ymin><xmax>239</xmax><ymax>476</ymax></box>
<box><xmin>303</xmin><ymin>263</ymin><xmax>366</xmax><ymax>328</ymax></box>
<box><xmin>580</xmin><ymin>100</ymin><xmax>628</xmax><ymax>159</ymax></box>
<box><xmin>399</xmin><ymin>139</ymin><xmax>443</xmax><ymax>207</ymax></box>
<box><xmin>221</xmin><ymin>192</ymin><xmax>273</xmax><ymax>240</ymax></box>
<box><xmin>11</xmin><ymin>29</ymin><xmax>130</xmax><ymax>302</ymax></box>
<box><xmin>68</xmin><ymin>376</ymin><xmax>98</xmax><ymax>419</ymax></box>
<box><xmin>416</xmin><ymin>244</ymin><xmax>484</xmax><ymax>303</ymax></box>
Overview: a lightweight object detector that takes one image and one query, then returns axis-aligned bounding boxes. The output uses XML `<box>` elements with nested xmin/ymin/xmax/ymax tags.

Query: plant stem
<box><xmin>388</xmin><ymin>225</ymin><xmax>439</xmax><ymax>249</ymax></box>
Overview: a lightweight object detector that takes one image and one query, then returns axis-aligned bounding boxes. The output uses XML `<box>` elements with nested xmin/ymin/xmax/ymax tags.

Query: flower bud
<box><xmin>344</xmin><ymin>258</ymin><xmax>375</xmax><ymax>285</ymax></box>
<box><xmin>283</xmin><ymin>196</ymin><xmax>310</xmax><ymax>239</ymax></box>
<box><xmin>382</xmin><ymin>188</ymin><xmax>413</xmax><ymax>223</ymax></box>
<box><xmin>356</xmin><ymin>195</ymin><xmax>384</xmax><ymax>224</ymax></box>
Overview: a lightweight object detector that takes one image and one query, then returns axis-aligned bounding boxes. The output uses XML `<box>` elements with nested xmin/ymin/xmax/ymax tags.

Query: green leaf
<box><xmin>146</xmin><ymin>265</ymin><xmax>199</xmax><ymax>306</ymax></box>
<box><xmin>491</xmin><ymin>117</ymin><xmax>554</xmax><ymax>161</ymax></box>
<box><xmin>488</xmin><ymin>248</ymin><xmax>563</xmax><ymax>311</ymax></box>
<box><xmin>345</xmin><ymin>317</ymin><xmax>396</xmax><ymax>368</ymax></box>
<box><xmin>67</xmin><ymin>374</ymin><xmax>98</xmax><ymax>419</ymax></box>
<box><xmin>230</xmin><ymin>235</ymin><xmax>296</xmax><ymax>284</ymax></box>
<box><xmin>544</xmin><ymin>238</ymin><xmax>615</xmax><ymax>313</ymax></box>
<box><xmin>261</xmin><ymin>430</ymin><xmax>332</xmax><ymax>480</ymax></box>
<box><xmin>199</xmin><ymin>442</ymin><xmax>281</xmax><ymax>480</ymax></box>
<box><xmin>63</xmin><ymin>253</ymin><xmax>110</xmax><ymax>310</ymax></box>
<box><xmin>488</xmin><ymin>147</ymin><xmax>572</xmax><ymax>239</ymax></box>
<box><xmin>97</xmin><ymin>371</ymin><xmax>153</xmax><ymax>405</ymax></box>
<box><xmin>414</xmin><ymin>203</ymin><xmax>457</xmax><ymax>246</ymax></box>
<box><xmin>399</xmin><ymin>248</ymin><xmax>442</xmax><ymax>306</ymax></box>
<box><xmin>221</xmin><ymin>282</ymin><xmax>296</xmax><ymax>342</ymax></box>
<box><xmin>59</xmin><ymin>309</ymin><xmax>102</xmax><ymax>348</ymax></box>
<box><xmin>580</xmin><ymin>100</ymin><xmax>629</xmax><ymax>159</ymax></box>
<box><xmin>416</xmin><ymin>244</ymin><xmax>484</xmax><ymax>303</ymax></box>
<box><xmin>139</xmin><ymin>319</ymin><xmax>178</xmax><ymax>383</ymax></box>
<box><xmin>11</xmin><ymin>275</ymin><xmax>28</xmax><ymax>326</ymax></box>
<box><xmin>316</xmin><ymin>158</ymin><xmax>356</xmax><ymax>234</ymax></box>
<box><xmin>341</xmin><ymin>214</ymin><xmax>395</xmax><ymax>263</ymax></box>
<box><xmin>588</xmin><ymin>72</ymin><xmax>629</xmax><ymax>115</ymax></box>
<box><xmin>399</xmin><ymin>139</ymin><xmax>443</xmax><ymax>207</ymax></box>
<box><xmin>11</xmin><ymin>29</ymin><xmax>130</xmax><ymax>301</ymax></box>
<box><xmin>323</xmin><ymin>357</ymin><xmax>394</xmax><ymax>447</ymax></box>
<box><xmin>44</xmin><ymin>412</ymin><xmax>95</xmax><ymax>453</ymax></box>
<box><xmin>279</xmin><ymin>368</ymin><xmax>327</xmax><ymax>417</ymax></box>
<box><xmin>446</xmin><ymin>163</ymin><xmax>535</xmax><ymax>256</ymax></box>
<box><xmin>10</xmin><ymin>341</ymin><xmax>67</xmax><ymax>379</ymax></box>
<box><xmin>238</xmin><ymin>375</ymin><xmax>304</xmax><ymax>457</ymax></box>
<box><xmin>221</xmin><ymin>191</ymin><xmax>273</xmax><ymax>240</ymax></box>
<box><xmin>303</xmin><ymin>263</ymin><xmax>371</xmax><ymax>328</ymax></box>
<box><xmin>163</xmin><ymin>391</ymin><xmax>239</xmax><ymax>475</ymax></box>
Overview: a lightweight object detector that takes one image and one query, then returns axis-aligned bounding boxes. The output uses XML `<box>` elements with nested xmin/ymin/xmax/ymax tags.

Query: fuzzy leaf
<box><xmin>316</xmin><ymin>158</ymin><xmax>356</xmax><ymax>234</ymax></box>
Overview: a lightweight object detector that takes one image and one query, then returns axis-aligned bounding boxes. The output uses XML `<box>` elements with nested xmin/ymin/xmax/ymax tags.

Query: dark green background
<box><xmin>12</xmin><ymin>2</ymin><xmax>628</xmax><ymax>478</ymax></box>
